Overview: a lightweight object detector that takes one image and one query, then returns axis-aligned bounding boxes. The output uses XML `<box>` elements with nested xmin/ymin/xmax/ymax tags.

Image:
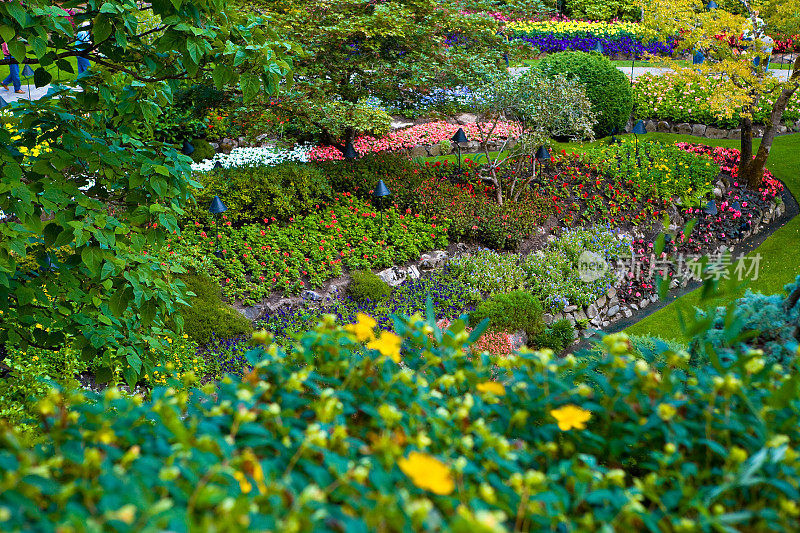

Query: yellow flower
<box><xmin>476</xmin><ymin>381</ymin><xmax>505</xmax><ymax>396</ymax></box>
<box><xmin>397</xmin><ymin>452</ymin><xmax>455</xmax><ymax>495</ymax></box>
<box><xmin>367</xmin><ymin>331</ymin><xmax>402</xmax><ymax>363</ymax></box>
<box><xmin>345</xmin><ymin>313</ymin><xmax>377</xmax><ymax>342</ymax></box>
<box><xmin>233</xmin><ymin>471</ymin><xmax>252</xmax><ymax>494</ymax></box>
<box><xmin>550</xmin><ymin>405</ymin><xmax>592</xmax><ymax>431</ymax></box>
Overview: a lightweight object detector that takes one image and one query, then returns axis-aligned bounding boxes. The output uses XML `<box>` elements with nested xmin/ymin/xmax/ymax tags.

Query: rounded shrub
<box><xmin>532</xmin><ymin>318</ymin><xmax>576</xmax><ymax>352</ymax></box>
<box><xmin>469</xmin><ymin>290</ymin><xmax>544</xmax><ymax>337</ymax></box>
<box><xmin>189</xmin><ymin>138</ymin><xmax>216</xmax><ymax>163</ymax></box>
<box><xmin>539</xmin><ymin>51</ymin><xmax>633</xmax><ymax>137</ymax></box>
<box><xmin>348</xmin><ymin>270</ymin><xmax>392</xmax><ymax>302</ymax></box>
<box><xmin>178</xmin><ymin>272</ymin><xmax>252</xmax><ymax>345</ymax></box>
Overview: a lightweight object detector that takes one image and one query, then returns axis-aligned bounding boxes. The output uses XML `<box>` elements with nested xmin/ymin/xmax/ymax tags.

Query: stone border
<box><xmin>626</xmin><ymin>118</ymin><xmax>800</xmax><ymax>140</ymax></box>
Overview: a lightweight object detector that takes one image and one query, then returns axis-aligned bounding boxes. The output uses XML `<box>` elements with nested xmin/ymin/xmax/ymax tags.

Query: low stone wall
<box><xmin>626</xmin><ymin>118</ymin><xmax>800</xmax><ymax>140</ymax></box>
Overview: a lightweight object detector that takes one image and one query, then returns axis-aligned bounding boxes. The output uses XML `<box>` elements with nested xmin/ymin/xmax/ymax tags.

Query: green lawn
<box><xmin>429</xmin><ymin>132</ymin><xmax>800</xmax><ymax>342</ymax></box>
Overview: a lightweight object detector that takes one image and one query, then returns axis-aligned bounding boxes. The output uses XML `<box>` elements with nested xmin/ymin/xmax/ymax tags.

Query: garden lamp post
<box><xmin>343</xmin><ymin>140</ymin><xmax>358</xmax><ymax>160</ymax></box>
<box><xmin>213</xmin><ymin>161</ymin><xmax>223</xmax><ymax>170</ymax></box>
<box><xmin>209</xmin><ymin>195</ymin><xmax>227</xmax><ymax>258</ymax></box>
<box><xmin>534</xmin><ymin>145</ymin><xmax>550</xmax><ymax>185</ymax></box>
<box><xmin>373</xmin><ymin>179</ymin><xmax>391</xmax><ymax>227</ymax></box>
<box><xmin>21</xmin><ymin>64</ymin><xmax>33</xmax><ymax>100</ymax></box>
<box><xmin>594</xmin><ymin>41</ymin><xmax>604</xmax><ymax>55</ymax></box>
<box><xmin>182</xmin><ymin>139</ymin><xmax>195</xmax><ymax>156</ymax></box>
<box><xmin>632</xmin><ymin>119</ymin><xmax>646</xmax><ymax>157</ymax></box>
<box><xmin>451</xmin><ymin>127</ymin><xmax>469</xmax><ymax>173</ymax></box>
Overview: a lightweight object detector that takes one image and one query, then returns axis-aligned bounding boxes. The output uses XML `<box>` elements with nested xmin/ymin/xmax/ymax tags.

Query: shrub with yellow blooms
<box><xmin>1</xmin><ymin>313</ymin><xmax>800</xmax><ymax>531</ymax></box>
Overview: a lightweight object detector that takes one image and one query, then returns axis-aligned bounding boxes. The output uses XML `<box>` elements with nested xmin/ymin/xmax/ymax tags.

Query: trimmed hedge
<box><xmin>178</xmin><ymin>272</ymin><xmax>252</xmax><ymax>345</ymax></box>
<box><xmin>539</xmin><ymin>51</ymin><xmax>634</xmax><ymax>137</ymax></box>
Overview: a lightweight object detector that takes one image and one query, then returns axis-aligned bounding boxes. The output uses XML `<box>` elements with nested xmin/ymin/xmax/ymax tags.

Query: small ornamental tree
<box><xmin>638</xmin><ymin>0</ymin><xmax>800</xmax><ymax>188</ymax></box>
<box><xmin>264</xmin><ymin>0</ymin><xmax>507</xmax><ymax>155</ymax></box>
<box><xmin>469</xmin><ymin>69</ymin><xmax>596</xmax><ymax>205</ymax></box>
<box><xmin>0</xmin><ymin>0</ymin><xmax>293</xmax><ymax>385</ymax></box>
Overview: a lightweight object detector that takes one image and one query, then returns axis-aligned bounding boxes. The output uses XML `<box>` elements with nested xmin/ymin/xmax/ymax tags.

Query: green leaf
<box><xmin>93</xmin><ymin>14</ymin><xmax>113</xmax><ymax>45</ymax></box>
<box><xmin>81</xmin><ymin>246</ymin><xmax>103</xmax><ymax>276</ymax></box>
<box><xmin>0</xmin><ymin>25</ymin><xmax>15</xmax><ymax>43</ymax></box>
<box><xmin>109</xmin><ymin>287</ymin><xmax>132</xmax><ymax>317</ymax></box>
<box><xmin>33</xmin><ymin>67</ymin><xmax>52</xmax><ymax>88</ymax></box>
<box><xmin>239</xmin><ymin>72</ymin><xmax>261</xmax><ymax>103</ymax></box>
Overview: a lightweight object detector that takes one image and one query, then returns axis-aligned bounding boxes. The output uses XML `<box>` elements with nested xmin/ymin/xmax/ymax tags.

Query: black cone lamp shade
<box><xmin>535</xmin><ymin>145</ymin><xmax>550</xmax><ymax>161</ymax></box>
<box><xmin>22</xmin><ymin>64</ymin><xmax>34</xmax><ymax>77</ymax></box>
<box><xmin>593</xmin><ymin>41</ymin><xmax>604</xmax><ymax>54</ymax></box>
<box><xmin>209</xmin><ymin>195</ymin><xmax>227</xmax><ymax>215</ymax></box>
<box><xmin>451</xmin><ymin>127</ymin><xmax>469</xmax><ymax>144</ymax></box>
<box><xmin>731</xmin><ymin>201</ymin><xmax>741</xmax><ymax>211</ymax></box>
<box><xmin>182</xmin><ymin>140</ymin><xmax>195</xmax><ymax>155</ymax></box>
<box><xmin>703</xmin><ymin>200</ymin><xmax>718</xmax><ymax>215</ymax></box>
<box><xmin>632</xmin><ymin>120</ymin><xmax>647</xmax><ymax>135</ymax></box>
<box><xmin>213</xmin><ymin>161</ymin><xmax>223</xmax><ymax>169</ymax></box>
<box><xmin>343</xmin><ymin>141</ymin><xmax>358</xmax><ymax>159</ymax></box>
<box><xmin>0</xmin><ymin>96</ymin><xmax>7</xmax><ymax>108</ymax></box>
<box><xmin>373</xmin><ymin>179</ymin><xmax>391</xmax><ymax>198</ymax></box>
<box><xmin>693</xmin><ymin>50</ymin><xmax>705</xmax><ymax>65</ymax></box>
<box><xmin>707</xmin><ymin>0</ymin><xmax>718</xmax><ymax>9</ymax></box>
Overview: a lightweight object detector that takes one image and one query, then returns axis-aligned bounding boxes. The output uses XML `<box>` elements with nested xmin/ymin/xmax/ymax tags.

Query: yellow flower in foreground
<box><xmin>398</xmin><ymin>452</ymin><xmax>455</xmax><ymax>495</ymax></box>
<box><xmin>476</xmin><ymin>381</ymin><xmax>505</xmax><ymax>396</ymax></box>
<box><xmin>233</xmin><ymin>471</ymin><xmax>252</xmax><ymax>494</ymax></box>
<box><xmin>367</xmin><ymin>331</ymin><xmax>402</xmax><ymax>363</ymax></box>
<box><xmin>550</xmin><ymin>405</ymin><xmax>592</xmax><ymax>431</ymax></box>
<box><xmin>345</xmin><ymin>313</ymin><xmax>377</xmax><ymax>342</ymax></box>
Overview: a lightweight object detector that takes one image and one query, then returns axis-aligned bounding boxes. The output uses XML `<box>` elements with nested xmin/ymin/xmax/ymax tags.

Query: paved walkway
<box><xmin>0</xmin><ymin>82</ymin><xmax>52</xmax><ymax>105</ymax></box>
<box><xmin>510</xmin><ymin>65</ymin><xmax>794</xmax><ymax>80</ymax></box>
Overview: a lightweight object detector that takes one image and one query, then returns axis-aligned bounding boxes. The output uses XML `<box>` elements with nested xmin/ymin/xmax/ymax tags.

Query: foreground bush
<box><xmin>2</xmin><ymin>316</ymin><xmax>800</xmax><ymax>531</ymax></box>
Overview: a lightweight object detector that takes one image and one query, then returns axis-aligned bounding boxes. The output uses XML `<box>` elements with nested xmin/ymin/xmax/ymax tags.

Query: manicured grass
<box><xmin>428</xmin><ymin>132</ymin><xmax>800</xmax><ymax>342</ymax></box>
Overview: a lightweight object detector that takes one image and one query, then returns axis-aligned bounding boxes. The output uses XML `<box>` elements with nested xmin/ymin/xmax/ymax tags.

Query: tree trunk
<box><xmin>740</xmin><ymin>57</ymin><xmax>800</xmax><ymax>188</ymax></box>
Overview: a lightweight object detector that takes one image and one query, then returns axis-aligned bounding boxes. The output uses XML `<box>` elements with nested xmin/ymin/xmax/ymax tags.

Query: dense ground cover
<box><xmin>3</xmin><ymin>310</ymin><xmax>800</xmax><ymax>531</ymax></box>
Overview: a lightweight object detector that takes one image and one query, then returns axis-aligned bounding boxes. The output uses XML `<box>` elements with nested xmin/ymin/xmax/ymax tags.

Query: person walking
<box><xmin>76</xmin><ymin>24</ymin><xmax>91</xmax><ymax>74</ymax></box>
<box><xmin>1</xmin><ymin>42</ymin><xmax>24</xmax><ymax>94</ymax></box>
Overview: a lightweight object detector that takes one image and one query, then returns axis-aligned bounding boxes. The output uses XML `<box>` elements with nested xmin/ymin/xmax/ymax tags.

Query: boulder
<box><xmin>455</xmin><ymin>113</ymin><xmax>478</xmax><ymax>124</ymax></box>
<box><xmin>410</xmin><ymin>145</ymin><xmax>428</xmax><ymax>159</ymax></box>
<box><xmin>607</xmin><ymin>287</ymin><xmax>617</xmax><ymax>299</ymax></box>
<box><xmin>596</xmin><ymin>295</ymin><xmax>607</xmax><ymax>308</ymax></box>
<box><xmin>675</xmin><ymin>123</ymin><xmax>693</xmax><ymax>135</ymax></box>
<box><xmin>543</xmin><ymin>314</ymin><xmax>554</xmax><ymax>325</ymax></box>
<box><xmin>645</xmin><ymin>120</ymin><xmax>657</xmax><ymax>133</ymax></box>
<box><xmin>705</xmin><ymin>127</ymin><xmax>728</xmax><ymax>139</ymax></box>
<box><xmin>777</xmin><ymin>124</ymin><xmax>789</xmax><ymax>135</ymax></box>
<box><xmin>586</xmin><ymin>304</ymin><xmax>599</xmax><ymax>319</ymax></box>
<box><xmin>640</xmin><ymin>298</ymin><xmax>649</xmax><ymax>309</ymax></box>
<box><xmin>564</xmin><ymin>305</ymin><xmax>578</xmax><ymax>313</ymax></box>
<box><xmin>727</xmin><ymin>128</ymin><xmax>742</xmax><ymax>140</ymax></box>
<box><xmin>420</xmin><ymin>250</ymin><xmax>449</xmax><ymax>270</ymax></box>
<box><xmin>691</xmin><ymin>124</ymin><xmax>707</xmax><ymax>137</ymax></box>
<box><xmin>380</xmin><ymin>267</ymin><xmax>408</xmax><ymax>287</ymax></box>
<box><xmin>753</xmin><ymin>125</ymin><xmax>765</xmax><ymax>138</ymax></box>
<box><xmin>406</xmin><ymin>264</ymin><xmax>421</xmax><ymax>280</ymax></box>
<box><xmin>623</xmin><ymin>308</ymin><xmax>633</xmax><ymax>318</ymax></box>
<box><xmin>713</xmin><ymin>187</ymin><xmax>723</xmax><ymax>199</ymax></box>
<box><xmin>302</xmin><ymin>290</ymin><xmax>324</xmax><ymax>302</ymax></box>
<box><xmin>237</xmin><ymin>305</ymin><xmax>263</xmax><ymax>321</ymax></box>
<box><xmin>428</xmin><ymin>144</ymin><xmax>441</xmax><ymax>157</ymax></box>
<box><xmin>656</xmin><ymin>121</ymin><xmax>671</xmax><ymax>133</ymax></box>
<box><xmin>607</xmin><ymin>305</ymin><xmax>620</xmax><ymax>317</ymax></box>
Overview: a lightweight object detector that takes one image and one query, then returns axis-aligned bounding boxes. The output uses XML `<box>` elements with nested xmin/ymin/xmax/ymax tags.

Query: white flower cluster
<box><xmin>191</xmin><ymin>145</ymin><xmax>313</xmax><ymax>172</ymax></box>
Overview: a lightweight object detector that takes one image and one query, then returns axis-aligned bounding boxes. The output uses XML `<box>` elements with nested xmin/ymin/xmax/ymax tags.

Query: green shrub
<box><xmin>4</xmin><ymin>316</ymin><xmax>800</xmax><ymax>530</ymax></box>
<box><xmin>349</xmin><ymin>270</ymin><xmax>392</xmax><ymax>302</ymax></box>
<box><xmin>191</xmin><ymin>163</ymin><xmax>334</xmax><ymax>225</ymax></box>
<box><xmin>539</xmin><ymin>51</ymin><xmax>633</xmax><ymax>137</ymax></box>
<box><xmin>470</xmin><ymin>290</ymin><xmax>544</xmax><ymax>337</ymax></box>
<box><xmin>565</xmin><ymin>0</ymin><xmax>640</xmax><ymax>21</ymax></box>
<box><xmin>533</xmin><ymin>318</ymin><xmax>576</xmax><ymax>352</ymax></box>
<box><xmin>690</xmin><ymin>275</ymin><xmax>800</xmax><ymax>367</ymax></box>
<box><xmin>178</xmin><ymin>272</ymin><xmax>252</xmax><ymax>345</ymax></box>
<box><xmin>189</xmin><ymin>138</ymin><xmax>216</xmax><ymax>163</ymax></box>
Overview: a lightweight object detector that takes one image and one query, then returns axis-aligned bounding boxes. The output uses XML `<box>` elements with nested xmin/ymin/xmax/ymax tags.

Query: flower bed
<box><xmin>633</xmin><ymin>72</ymin><xmax>800</xmax><ymax>129</ymax></box>
<box><xmin>173</xmin><ymin>194</ymin><xmax>449</xmax><ymax>305</ymax></box>
<box><xmin>506</xmin><ymin>19</ymin><xmax>673</xmax><ymax>57</ymax></box>
<box><xmin>191</xmin><ymin>145</ymin><xmax>312</xmax><ymax>172</ymax></box>
<box><xmin>307</xmin><ymin>121</ymin><xmax>521</xmax><ymax>161</ymax></box>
